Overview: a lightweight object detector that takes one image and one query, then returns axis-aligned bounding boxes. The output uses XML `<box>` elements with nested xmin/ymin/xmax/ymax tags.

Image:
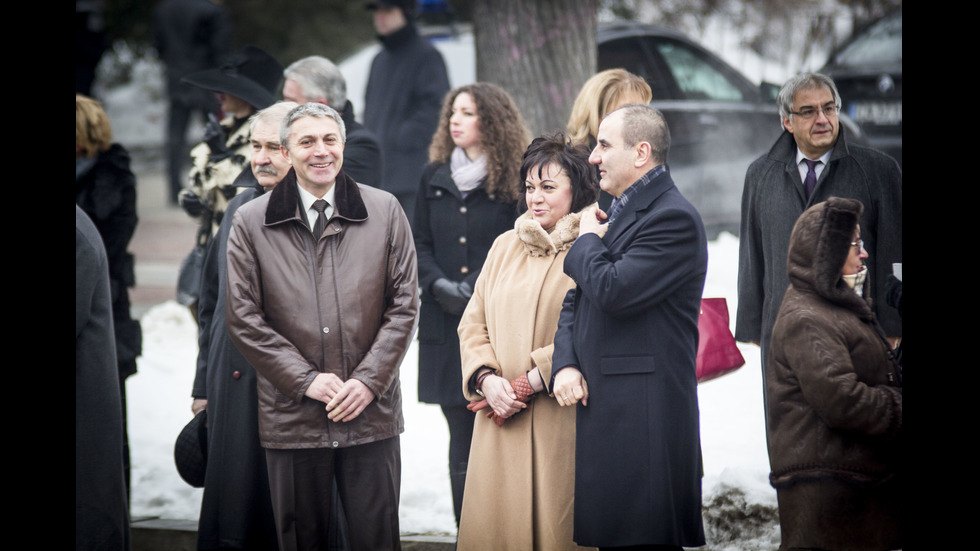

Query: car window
<box><xmin>598</xmin><ymin>37</ymin><xmax>676</xmax><ymax>100</ymax></box>
<box><xmin>654</xmin><ymin>40</ymin><xmax>746</xmax><ymax>101</ymax></box>
<box><xmin>833</xmin><ymin>12</ymin><xmax>902</xmax><ymax>66</ymax></box>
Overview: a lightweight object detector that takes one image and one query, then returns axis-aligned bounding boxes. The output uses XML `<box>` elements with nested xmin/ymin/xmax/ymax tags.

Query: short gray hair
<box><xmin>283</xmin><ymin>56</ymin><xmax>347</xmax><ymax>106</ymax></box>
<box><xmin>249</xmin><ymin>101</ymin><xmax>299</xmax><ymax>135</ymax></box>
<box><xmin>615</xmin><ymin>104</ymin><xmax>670</xmax><ymax>165</ymax></box>
<box><xmin>280</xmin><ymin>102</ymin><xmax>347</xmax><ymax>150</ymax></box>
<box><xmin>777</xmin><ymin>72</ymin><xmax>842</xmax><ymax>121</ymax></box>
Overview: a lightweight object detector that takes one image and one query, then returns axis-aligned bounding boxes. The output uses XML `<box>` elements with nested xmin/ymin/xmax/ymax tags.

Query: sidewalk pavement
<box><xmin>129</xmin><ymin>151</ymin><xmax>197</xmax><ymax>319</ymax></box>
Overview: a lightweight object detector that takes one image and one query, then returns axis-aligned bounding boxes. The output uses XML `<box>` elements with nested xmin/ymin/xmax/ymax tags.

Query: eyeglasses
<box><xmin>850</xmin><ymin>239</ymin><xmax>864</xmax><ymax>250</ymax></box>
<box><xmin>790</xmin><ymin>104</ymin><xmax>840</xmax><ymax>120</ymax></box>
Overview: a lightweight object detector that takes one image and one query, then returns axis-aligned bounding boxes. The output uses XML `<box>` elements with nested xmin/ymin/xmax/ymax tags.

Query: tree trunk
<box><xmin>472</xmin><ymin>0</ymin><xmax>597</xmax><ymax>136</ymax></box>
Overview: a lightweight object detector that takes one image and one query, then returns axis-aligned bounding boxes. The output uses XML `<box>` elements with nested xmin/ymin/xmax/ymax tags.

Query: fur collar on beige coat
<box><xmin>514</xmin><ymin>207</ymin><xmax>584</xmax><ymax>257</ymax></box>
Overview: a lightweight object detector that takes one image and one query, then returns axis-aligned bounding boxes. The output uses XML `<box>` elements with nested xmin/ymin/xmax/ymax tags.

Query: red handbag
<box><xmin>696</xmin><ymin>298</ymin><xmax>745</xmax><ymax>383</ymax></box>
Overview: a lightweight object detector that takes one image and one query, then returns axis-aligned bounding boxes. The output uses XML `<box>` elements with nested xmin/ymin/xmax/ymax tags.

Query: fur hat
<box><xmin>787</xmin><ymin>196</ymin><xmax>870</xmax><ymax>314</ymax></box>
<box><xmin>181</xmin><ymin>45</ymin><xmax>283</xmax><ymax>111</ymax></box>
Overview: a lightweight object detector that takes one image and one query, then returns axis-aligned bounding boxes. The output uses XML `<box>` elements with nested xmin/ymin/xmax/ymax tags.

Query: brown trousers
<box><xmin>265</xmin><ymin>437</ymin><xmax>401</xmax><ymax>551</ymax></box>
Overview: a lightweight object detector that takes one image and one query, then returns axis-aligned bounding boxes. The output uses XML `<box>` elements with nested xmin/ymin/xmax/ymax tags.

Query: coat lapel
<box><xmin>604</xmin><ymin>168</ymin><xmax>674</xmax><ymax>246</ymax></box>
<box><xmin>264</xmin><ymin>168</ymin><xmax>368</xmax><ymax>228</ymax></box>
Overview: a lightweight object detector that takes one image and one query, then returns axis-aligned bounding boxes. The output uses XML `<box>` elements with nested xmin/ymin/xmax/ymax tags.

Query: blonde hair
<box><xmin>566</xmin><ymin>69</ymin><xmax>652</xmax><ymax>146</ymax></box>
<box><xmin>76</xmin><ymin>94</ymin><xmax>113</xmax><ymax>158</ymax></box>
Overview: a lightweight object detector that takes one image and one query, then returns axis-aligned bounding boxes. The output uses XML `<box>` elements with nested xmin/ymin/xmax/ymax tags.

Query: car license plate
<box><xmin>848</xmin><ymin>101</ymin><xmax>902</xmax><ymax>126</ymax></box>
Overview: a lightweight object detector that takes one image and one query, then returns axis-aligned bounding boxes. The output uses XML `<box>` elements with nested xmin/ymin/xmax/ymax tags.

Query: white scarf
<box><xmin>450</xmin><ymin>147</ymin><xmax>487</xmax><ymax>195</ymax></box>
<box><xmin>842</xmin><ymin>266</ymin><xmax>868</xmax><ymax>297</ymax></box>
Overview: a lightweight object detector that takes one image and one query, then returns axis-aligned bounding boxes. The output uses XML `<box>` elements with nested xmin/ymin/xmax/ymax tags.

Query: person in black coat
<box><xmin>413</xmin><ymin>82</ymin><xmax>531</xmax><ymax>526</ymax></box>
<box><xmin>364</xmin><ymin>0</ymin><xmax>450</xmax><ymax>221</ymax></box>
<box><xmin>190</xmin><ymin>102</ymin><xmax>298</xmax><ymax>550</ymax></box>
<box><xmin>282</xmin><ymin>55</ymin><xmax>384</xmax><ymax>189</ymax></box>
<box><xmin>152</xmin><ymin>0</ymin><xmax>233</xmax><ymax>204</ymax></box>
<box><xmin>76</xmin><ymin>93</ymin><xmax>142</xmax><ymax>504</ymax></box>
<box><xmin>735</xmin><ymin>72</ymin><xmax>902</xmax><ymax>435</ymax></box>
<box><xmin>553</xmin><ymin>105</ymin><xmax>707</xmax><ymax>549</ymax></box>
<box><xmin>76</xmin><ymin>205</ymin><xmax>131</xmax><ymax>551</ymax></box>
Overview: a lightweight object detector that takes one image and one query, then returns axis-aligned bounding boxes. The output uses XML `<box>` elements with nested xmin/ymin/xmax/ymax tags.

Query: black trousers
<box><xmin>441</xmin><ymin>404</ymin><xmax>475</xmax><ymax>526</ymax></box>
<box><xmin>265</xmin><ymin>437</ymin><xmax>401</xmax><ymax>551</ymax></box>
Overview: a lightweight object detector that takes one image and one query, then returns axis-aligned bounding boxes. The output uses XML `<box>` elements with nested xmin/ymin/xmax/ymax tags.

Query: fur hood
<box><xmin>514</xmin><ymin>204</ymin><xmax>596</xmax><ymax>257</ymax></box>
<box><xmin>786</xmin><ymin>196</ymin><xmax>872</xmax><ymax>319</ymax></box>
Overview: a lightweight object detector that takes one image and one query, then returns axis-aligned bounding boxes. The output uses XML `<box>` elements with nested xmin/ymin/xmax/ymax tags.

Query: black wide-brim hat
<box><xmin>181</xmin><ymin>45</ymin><xmax>283</xmax><ymax>111</ymax></box>
<box><xmin>174</xmin><ymin>410</ymin><xmax>208</xmax><ymax>488</ymax></box>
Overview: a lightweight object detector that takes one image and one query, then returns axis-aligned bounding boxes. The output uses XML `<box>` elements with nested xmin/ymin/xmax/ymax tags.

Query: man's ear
<box><xmin>280</xmin><ymin>145</ymin><xmax>292</xmax><ymax>165</ymax></box>
<box><xmin>634</xmin><ymin>141</ymin><xmax>653</xmax><ymax>168</ymax></box>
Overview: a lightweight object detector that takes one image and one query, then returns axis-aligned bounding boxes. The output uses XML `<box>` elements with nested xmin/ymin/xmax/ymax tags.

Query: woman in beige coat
<box><xmin>457</xmin><ymin>133</ymin><xmax>599</xmax><ymax>550</ymax></box>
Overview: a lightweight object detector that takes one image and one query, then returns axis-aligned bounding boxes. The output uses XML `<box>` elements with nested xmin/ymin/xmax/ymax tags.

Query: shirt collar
<box><xmin>795</xmin><ymin>147</ymin><xmax>833</xmax><ymax>166</ymax></box>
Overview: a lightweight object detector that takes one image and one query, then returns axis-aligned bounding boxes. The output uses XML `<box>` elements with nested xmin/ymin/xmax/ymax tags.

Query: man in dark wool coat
<box><xmin>553</xmin><ymin>104</ymin><xmax>707</xmax><ymax>550</ymax></box>
<box><xmin>363</xmin><ymin>0</ymin><xmax>449</xmax><ymax>221</ymax></box>
<box><xmin>189</xmin><ymin>101</ymin><xmax>297</xmax><ymax>550</ymax></box>
<box><xmin>735</xmin><ymin>72</ymin><xmax>902</xmax><ymax>427</ymax></box>
<box><xmin>76</xmin><ymin>205</ymin><xmax>131</xmax><ymax>551</ymax></box>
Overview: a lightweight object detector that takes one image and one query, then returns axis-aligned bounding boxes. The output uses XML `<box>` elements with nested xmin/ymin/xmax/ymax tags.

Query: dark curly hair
<box><xmin>428</xmin><ymin>82</ymin><xmax>531</xmax><ymax>203</ymax></box>
<box><xmin>519</xmin><ymin>132</ymin><xmax>599</xmax><ymax>214</ymax></box>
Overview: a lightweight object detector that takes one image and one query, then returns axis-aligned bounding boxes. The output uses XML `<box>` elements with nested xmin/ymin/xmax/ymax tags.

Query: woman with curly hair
<box><xmin>413</xmin><ymin>82</ymin><xmax>531</xmax><ymax>527</ymax></box>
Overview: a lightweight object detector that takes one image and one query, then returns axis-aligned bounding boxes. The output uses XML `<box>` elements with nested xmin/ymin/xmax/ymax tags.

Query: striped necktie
<box><xmin>803</xmin><ymin>159</ymin><xmax>819</xmax><ymax>199</ymax></box>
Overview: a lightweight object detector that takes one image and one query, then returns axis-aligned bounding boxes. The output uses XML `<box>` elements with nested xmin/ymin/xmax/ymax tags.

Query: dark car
<box><xmin>820</xmin><ymin>9</ymin><xmax>902</xmax><ymax>166</ymax></box>
<box><xmin>597</xmin><ymin>21</ymin><xmax>783</xmax><ymax>236</ymax></box>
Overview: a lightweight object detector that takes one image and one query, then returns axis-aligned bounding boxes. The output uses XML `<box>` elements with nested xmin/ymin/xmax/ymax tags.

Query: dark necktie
<box><xmin>803</xmin><ymin>159</ymin><xmax>819</xmax><ymax>199</ymax></box>
<box><xmin>312</xmin><ymin>199</ymin><xmax>329</xmax><ymax>238</ymax></box>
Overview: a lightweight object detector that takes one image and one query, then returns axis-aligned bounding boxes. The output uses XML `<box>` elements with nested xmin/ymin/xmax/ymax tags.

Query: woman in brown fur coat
<box><xmin>767</xmin><ymin>197</ymin><xmax>902</xmax><ymax>550</ymax></box>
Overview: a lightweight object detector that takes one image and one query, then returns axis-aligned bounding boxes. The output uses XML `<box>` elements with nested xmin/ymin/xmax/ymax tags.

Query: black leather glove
<box><xmin>203</xmin><ymin>114</ymin><xmax>231</xmax><ymax>161</ymax></box>
<box><xmin>885</xmin><ymin>274</ymin><xmax>902</xmax><ymax>318</ymax></box>
<box><xmin>431</xmin><ymin>278</ymin><xmax>473</xmax><ymax>316</ymax></box>
<box><xmin>178</xmin><ymin>189</ymin><xmax>205</xmax><ymax>217</ymax></box>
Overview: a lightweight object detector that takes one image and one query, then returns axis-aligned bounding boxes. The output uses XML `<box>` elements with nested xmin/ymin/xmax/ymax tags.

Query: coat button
<box><xmin>332</xmin><ymin>441</ymin><xmax>340</xmax><ymax>448</ymax></box>
<box><xmin>459</xmin><ymin>206</ymin><xmax>467</xmax><ymax>214</ymax></box>
<box><xmin>435</xmin><ymin>190</ymin><xmax>443</xmax><ymax>197</ymax></box>
<box><xmin>232</xmin><ymin>371</ymin><xmax>241</xmax><ymax>380</ymax></box>
<box><xmin>458</xmin><ymin>236</ymin><xmax>467</xmax><ymax>245</ymax></box>
<box><xmin>460</xmin><ymin>266</ymin><xmax>469</xmax><ymax>274</ymax></box>
<box><xmin>322</xmin><ymin>327</ymin><xmax>330</xmax><ymax>334</ymax></box>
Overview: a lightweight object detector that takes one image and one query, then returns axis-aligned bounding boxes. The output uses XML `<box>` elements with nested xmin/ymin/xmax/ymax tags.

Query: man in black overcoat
<box><xmin>552</xmin><ymin>105</ymin><xmax>707</xmax><ymax>550</ymax></box>
<box><xmin>77</xmin><ymin>206</ymin><xmax>131</xmax><ymax>551</ymax></box>
<box><xmin>363</xmin><ymin>0</ymin><xmax>449</xmax><ymax>220</ymax></box>
<box><xmin>735</xmin><ymin>72</ymin><xmax>902</xmax><ymax>427</ymax></box>
<box><xmin>189</xmin><ymin>102</ymin><xmax>296</xmax><ymax>550</ymax></box>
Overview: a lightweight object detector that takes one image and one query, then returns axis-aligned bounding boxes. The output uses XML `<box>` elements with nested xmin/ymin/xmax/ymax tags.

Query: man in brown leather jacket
<box><xmin>225</xmin><ymin>102</ymin><xmax>418</xmax><ymax>550</ymax></box>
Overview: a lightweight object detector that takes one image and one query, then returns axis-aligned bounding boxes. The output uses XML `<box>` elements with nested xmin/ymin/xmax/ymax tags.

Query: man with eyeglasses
<box><xmin>736</xmin><ymin>72</ymin><xmax>902</xmax><ymax>439</ymax></box>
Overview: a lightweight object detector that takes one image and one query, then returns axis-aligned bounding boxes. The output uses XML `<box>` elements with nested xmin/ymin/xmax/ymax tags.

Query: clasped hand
<box><xmin>304</xmin><ymin>372</ymin><xmax>374</xmax><ymax>423</ymax></box>
<box><xmin>477</xmin><ymin>374</ymin><xmax>527</xmax><ymax>420</ymax></box>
